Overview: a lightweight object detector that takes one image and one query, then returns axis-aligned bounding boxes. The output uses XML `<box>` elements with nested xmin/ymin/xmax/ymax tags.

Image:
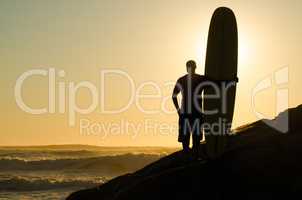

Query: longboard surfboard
<box><xmin>204</xmin><ymin>7</ymin><xmax>238</xmax><ymax>159</ymax></box>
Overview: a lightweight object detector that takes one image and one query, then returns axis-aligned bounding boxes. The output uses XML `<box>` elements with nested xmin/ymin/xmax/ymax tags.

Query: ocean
<box><xmin>0</xmin><ymin>145</ymin><xmax>177</xmax><ymax>200</ymax></box>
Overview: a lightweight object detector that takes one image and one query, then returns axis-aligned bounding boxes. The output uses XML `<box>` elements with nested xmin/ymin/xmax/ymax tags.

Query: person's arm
<box><xmin>172</xmin><ymin>81</ymin><xmax>181</xmax><ymax>116</ymax></box>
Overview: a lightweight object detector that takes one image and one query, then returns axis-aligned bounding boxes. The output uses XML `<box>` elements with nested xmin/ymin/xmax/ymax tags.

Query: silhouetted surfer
<box><xmin>173</xmin><ymin>60</ymin><xmax>239</xmax><ymax>159</ymax></box>
<box><xmin>172</xmin><ymin>60</ymin><xmax>206</xmax><ymax>157</ymax></box>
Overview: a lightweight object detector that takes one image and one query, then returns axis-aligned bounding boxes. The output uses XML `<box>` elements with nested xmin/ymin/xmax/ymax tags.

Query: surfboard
<box><xmin>203</xmin><ymin>7</ymin><xmax>238</xmax><ymax>159</ymax></box>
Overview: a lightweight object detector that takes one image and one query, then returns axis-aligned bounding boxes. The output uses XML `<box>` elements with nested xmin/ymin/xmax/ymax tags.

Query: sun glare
<box><xmin>196</xmin><ymin>36</ymin><xmax>208</xmax><ymax>68</ymax></box>
<box><xmin>196</xmin><ymin>33</ymin><xmax>250</xmax><ymax>70</ymax></box>
<box><xmin>238</xmin><ymin>33</ymin><xmax>250</xmax><ymax>65</ymax></box>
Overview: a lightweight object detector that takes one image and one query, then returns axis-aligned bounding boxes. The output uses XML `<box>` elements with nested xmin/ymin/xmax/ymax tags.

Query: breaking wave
<box><xmin>0</xmin><ymin>176</ymin><xmax>103</xmax><ymax>191</ymax></box>
<box><xmin>0</xmin><ymin>153</ymin><xmax>162</xmax><ymax>172</ymax></box>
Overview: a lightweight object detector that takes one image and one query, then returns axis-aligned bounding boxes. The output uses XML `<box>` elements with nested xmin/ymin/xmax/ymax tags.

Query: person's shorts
<box><xmin>178</xmin><ymin>115</ymin><xmax>203</xmax><ymax>142</ymax></box>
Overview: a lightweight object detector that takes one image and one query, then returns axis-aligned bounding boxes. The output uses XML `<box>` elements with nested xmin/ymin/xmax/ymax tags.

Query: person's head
<box><xmin>186</xmin><ymin>60</ymin><xmax>196</xmax><ymax>74</ymax></box>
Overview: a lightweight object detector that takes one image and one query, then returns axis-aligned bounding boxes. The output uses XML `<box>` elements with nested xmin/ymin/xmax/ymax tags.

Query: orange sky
<box><xmin>1</xmin><ymin>0</ymin><xmax>302</xmax><ymax>146</ymax></box>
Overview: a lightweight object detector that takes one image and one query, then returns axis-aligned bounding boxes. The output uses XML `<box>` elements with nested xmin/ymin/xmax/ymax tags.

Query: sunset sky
<box><xmin>1</xmin><ymin>0</ymin><xmax>302</xmax><ymax>146</ymax></box>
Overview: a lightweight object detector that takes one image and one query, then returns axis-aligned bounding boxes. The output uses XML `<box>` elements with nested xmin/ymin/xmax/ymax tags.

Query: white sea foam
<box><xmin>0</xmin><ymin>146</ymin><xmax>176</xmax><ymax>199</ymax></box>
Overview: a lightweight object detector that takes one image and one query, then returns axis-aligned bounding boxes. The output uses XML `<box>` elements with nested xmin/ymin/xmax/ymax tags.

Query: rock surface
<box><xmin>67</xmin><ymin>105</ymin><xmax>302</xmax><ymax>200</ymax></box>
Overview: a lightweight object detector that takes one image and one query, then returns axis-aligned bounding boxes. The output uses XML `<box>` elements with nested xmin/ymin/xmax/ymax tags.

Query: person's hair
<box><xmin>186</xmin><ymin>60</ymin><xmax>197</xmax><ymax>69</ymax></box>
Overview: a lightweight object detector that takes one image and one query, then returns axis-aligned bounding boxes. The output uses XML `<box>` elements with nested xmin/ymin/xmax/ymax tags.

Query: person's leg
<box><xmin>192</xmin><ymin>135</ymin><xmax>200</xmax><ymax>157</ymax></box>
<box><xmin>179</xmin><ymin>116</ymin><xmax>190</xmax><ymax>153</ymax></box>
<box><xmin>182</xmin><ymin>139</ymin><xmax>190</xmax><ymax>153</ymax></box>
<box><xmin>192</xmin><ymin>118</ymin><xmax>202</xmax><ymax>158</ymax></box>
<box><xmin>182</xmin><ymin>119</ymin><xmax>190</xmax><ymax>153</ymax></box>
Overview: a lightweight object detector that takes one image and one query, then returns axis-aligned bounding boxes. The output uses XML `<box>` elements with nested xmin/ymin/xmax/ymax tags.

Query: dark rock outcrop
<box><xmin>67</xmin><ymin>105</ymin><xmax>302</xmax><ymax>200</ymax></box>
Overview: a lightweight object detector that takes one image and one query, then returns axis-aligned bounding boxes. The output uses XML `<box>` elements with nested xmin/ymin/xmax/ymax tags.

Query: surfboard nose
<box><xmin>214</xmin><ymin>7</ymin><xmax>234</xmax><ymax>13</ymax></box>
<box><xmin>213</xmin><ymin>7</ymin><xmax>236</xmax><ymax>18</ymax></box>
